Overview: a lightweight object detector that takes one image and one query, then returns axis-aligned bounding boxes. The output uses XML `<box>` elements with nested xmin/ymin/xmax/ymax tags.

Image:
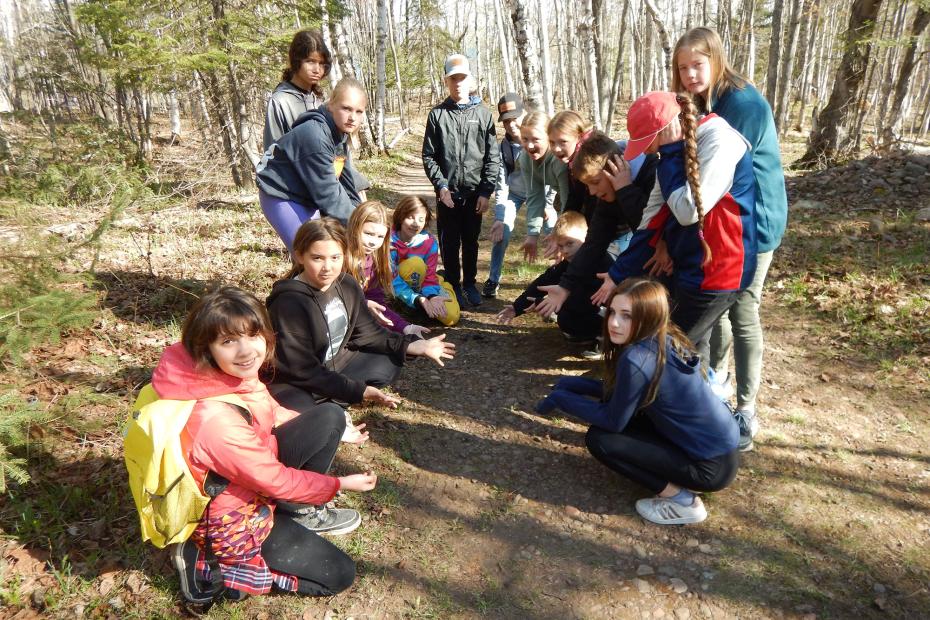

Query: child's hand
<box><xmin>534</xmin><ymin>284</ymin><xmax>568</xmax><ymax>317</ymax></box>
<box><xmin>407</xmin><ymin>333</ymin><xmax>455</xmax><ymax>366</ymax></box>
<box><xmin>541</xmin><ymin>233</ymin><xmax>560</xmax><ymax>261</ymax></box>
<box><xmin>496</xmin><ymin>305</ymin><xmax>517</xmax><ymax>324</ymax></box>
<box><xmin>422</xmin><ymin>296</ymin><xmax>447</xmax><ymax>318</ymax></box>
<box><xmin>341</xmin><ymin>423</ymin><xmax>370</xmax><ymax>445</ymax></box>
<box><xmin>403</xmin><ymin>323</ymin><xmax>431</xmax><ymax>338</ymax></box>
<box><xmin>522</xmin><ymin>236</ymin><xmax>538</xmax><ymax>262</ymax></box>
<box><xmin>338</xmin><ymin>472</ymin><xmax>378</xmax><ymax>492</ymax></box>
<box><xmin>657</xmin><ymin>117</ymin><xmax>683</xmax><ymax>146</ymax></box>
<box><xmin>643</xmin><ymin>238</ymin><xmax>674</xmax><ymax>276</ymax></box>
<box><xmin>363</xmin><ymin>385</ymin><xmax>400</xmax><ymax>408</ymax></box>
<box><xmin>476</xmin><ymin>196</ymin><xmax>490</xmax><ymax>214</ymax></box>
<box><xmin>366</xmin><ymin>300</ymin><xmax>394</xmax><ymax>327</ymax></box>
<box><xmin>490</xmin><ymin>221</ymin><xmax>505</xmax><ymax>243</ymax></box>
<box><xmin>590</xmin><ymin>272</ymin><xmax>616</xmax><ymax>306</ymax></box>
<box><xmin>604</xmin><ymin>154</ymin><xmax>633</xmax><ymax>190</ymax></box>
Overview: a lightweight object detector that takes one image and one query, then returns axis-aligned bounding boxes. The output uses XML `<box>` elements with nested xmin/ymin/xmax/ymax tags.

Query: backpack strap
<box><xmin>197</xmin><ymin>398</ymin><xmax>252</xmax><ymax>608</ymax></box>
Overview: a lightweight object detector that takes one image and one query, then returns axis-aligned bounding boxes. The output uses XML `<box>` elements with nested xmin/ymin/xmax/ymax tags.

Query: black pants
<box><xmin>671</xmin><ymin>287</ymin><xmax>743</xmax><ymax>361</ymax></box>
<box><xmin>336</xmin><ymin>349</ymin><xmax>403</xmax><ymax>389</ymax></box>
<box><xmin>585</xmin><ymin>415</ymin><xmax>739</xmax><ymax>495</ymax></box>
<box><xmin>256</xmin><ymin>395</ymin><xmax>355</xmax><ymax>595</ymax></box>
<box><xmin>557</xmin><ymin>294</ymin><xmax>603</xmax><ymax>342</ymax></box>
<box><xmin>436</xmin><ymin>191</ymin><xmax>482</xmax><ymax>287</ymax></box>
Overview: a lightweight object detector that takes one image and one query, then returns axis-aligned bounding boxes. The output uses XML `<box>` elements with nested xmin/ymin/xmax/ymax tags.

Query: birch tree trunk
<box><xmin>774</xmin><ymin>0</ymin><xmax>804</xmax><ymax>135</ymax></box>
<box><xmin>765</xmin><ymin>0</ymin><xmax>785</xmax><ymax>104</ymax></box>
<box><xmin>168</xmin><ymin>89</ymin><xmax>182</xmax><ymax>143</ymax></box>
<box><xmin>321</xmin><ymin>0</ymin><xmax>342</xmax><ymax>82</ymax></box>
<box><xmin>881</xmin><ymin>6</ymin><xmax>930</xmax><ymax>147</ymax></box>
<box><xmin>794</xmin><ymin>0</ymin><xmax>820</xmax><ymax>132</ymax></box>
<box><xmin>509</xmin><ymin>0</ymin><xmax>543</xmax><ymax>109</ymax></box>
<box><xmin>643</xmin><ymin>0</ymin><xmax>671</xmax><ymax>91</ymax></box>
<box><xmin>375</xmin><ymin>0</ymin><xmax>387</xmax><ymax>152</ymax></box>
<box><xmin>554</xmin><ymin>0</ymin><xmax>568</xmax><ymax>108</ymax></box>
<box><xmin>493</xmin><ymin>0</ymin><xmax>516</xmax><ymax>93</ymax></box>
<box><xmin>799</xmin><ymin>0</ymin><xmax>885</xmax><ymax>166</ymax></box>
<box><xmin>538</xmin><ymin>0</ymin><xmax>555</xmax><ymax>114</ymax></box>
<box><xmin>605</xmin><ymin>0</ymin><xmax>632</xmax><ymax>132</ymax></box>
<box><xmin>388</xmin><ymin>0</ymin><xmax>406</xmax><ymax>129</ymax></box>
<box><xmin>580</xmin><ymin>0</ymin><xmax>601</xmax><ymax>127</ymax></box>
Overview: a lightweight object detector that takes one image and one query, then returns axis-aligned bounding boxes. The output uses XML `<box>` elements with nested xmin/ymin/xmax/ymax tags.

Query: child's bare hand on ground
<box><xmin>363</xmin><ymin>385</ymin><xmax>400</xmax><ymax>408</ymax></box>
<box><xmin>407</xmin><ymin>333</ymin><xmax>455</xmax><ymax>366</ymax></box>
<box><xmin>338</xmin><ymin>472</ymin><xmax>378</xmax><ymax>492</ymax></box>
<box><xmin>496</xmin><ymin>305</ymin><xmax>517</xmax><ymax>324</ymax></box>
<box><xmin>590</xmin><ymin>272</ymin><xmax>616</xmax><ymax>306</ymax></box>
<box><xmin>366</xmin><ymin>300</ymin><xmax>394</xmax><ymax>327</ymax></box>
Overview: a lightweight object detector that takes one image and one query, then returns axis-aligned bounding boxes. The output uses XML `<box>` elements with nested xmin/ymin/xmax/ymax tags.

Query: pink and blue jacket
<box><xmin>608</xmin><ymin>114</ymin><xmax>757</xmax><ymax>293</ymax></box>
<box><xmin>390</xmin><ymin>230</ymin><xmax>443</xmax><ymax>308</ymax></box>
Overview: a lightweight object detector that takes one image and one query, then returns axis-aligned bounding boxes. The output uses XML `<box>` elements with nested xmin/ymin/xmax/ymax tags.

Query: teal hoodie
<box><xmin>517</xmin><ymin>150</ymin><xmax>571</xmax><ymax>236</ymax></box>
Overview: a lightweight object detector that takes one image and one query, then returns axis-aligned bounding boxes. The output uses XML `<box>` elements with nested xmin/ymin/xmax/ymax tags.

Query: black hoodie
<box><xmin>265</xmin><ymin>274</ymin><xmax>413</xmax><ymax>404</ymax></box>
<box><xmin>256</xmin><ymin>107</ymin><xmax>361</xmax><ymax>224</ymax></box>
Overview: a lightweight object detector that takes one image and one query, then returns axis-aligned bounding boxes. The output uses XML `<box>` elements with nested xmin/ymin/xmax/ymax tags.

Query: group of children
<box><xmin>139</xmin><ymin>25</ymin><xmax>787</xmax><ymax>607</ymax></box>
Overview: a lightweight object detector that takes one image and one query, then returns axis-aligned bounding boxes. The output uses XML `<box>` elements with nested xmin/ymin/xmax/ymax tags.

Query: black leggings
<box><xmin>436</xmin><ymin>191</ymin><xmax>482</xmax><ymax>287</ymax></box>
<box><xmin>671</xmin><ymin>287</ymin><xmax>742</xmax><ymax>361</ymax></box>
<box><xmin>585</xmin><ymin>415</ymin><xmax>739</xmax><ymax>495</ymax></box>
<box><xmin>336</xmin><ymin>349</ymin><xmax>403</xmax><ymax>390</ymax></box>
<box><xmin>256</xmin><ymin>393</ymin><xmax>355</xmax><ymax>595</ymax></box>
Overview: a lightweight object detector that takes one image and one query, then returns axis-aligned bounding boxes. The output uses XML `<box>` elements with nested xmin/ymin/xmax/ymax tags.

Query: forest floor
<box><xmin>1</xmin><ymin>120</ymin><xmax>929</xmax><ymax>620</ymax></box>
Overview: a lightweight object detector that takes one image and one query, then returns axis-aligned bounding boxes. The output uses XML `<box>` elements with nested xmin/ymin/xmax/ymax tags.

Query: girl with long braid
<box><xmin>591</xmin><ymin>91</ymin><xmax>757</xmax><ymax>365</ymax></box>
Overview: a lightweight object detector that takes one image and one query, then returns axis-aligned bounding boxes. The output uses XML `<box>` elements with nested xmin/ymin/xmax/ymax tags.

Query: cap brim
<box><xmin>444</xmin><ymin>69</ymin><xmax>471</xmax><ymax>78</ymax></box>
<box><xmin>499</xmin><ymin>110</ymin><xmax>520</xmax><ymax>121</ymax></box>
<box><xmin>623</xmin><ymin>135</ymin><xmax>652</xmax><ymax>161</ymax></box>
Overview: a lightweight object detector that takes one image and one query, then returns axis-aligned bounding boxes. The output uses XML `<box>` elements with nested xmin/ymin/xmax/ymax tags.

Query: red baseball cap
<box><xmin>624</xmin><ymin>91</ymin><xmax>680</xmax><ymax>161</ymax></box>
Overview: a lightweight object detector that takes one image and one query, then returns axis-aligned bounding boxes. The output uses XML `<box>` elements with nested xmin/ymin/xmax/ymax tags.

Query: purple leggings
<box><xmin>259</xmin><ymin>189</ymin><xmax>320</xmax><ymax>253</ymax></box>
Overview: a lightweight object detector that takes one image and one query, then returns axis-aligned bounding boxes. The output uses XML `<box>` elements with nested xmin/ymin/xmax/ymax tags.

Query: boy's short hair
<box><xmin>552</xmin><ymin>211</ymin><xmax>588</xmax><ymax>238</ymax></box>
<box><xmin>571</xmin><ymin>131</ymin><xmax>620</xmax><ymax>183</ymax></box>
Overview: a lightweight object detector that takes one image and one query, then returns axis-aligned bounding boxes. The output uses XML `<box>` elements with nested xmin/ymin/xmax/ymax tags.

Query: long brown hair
<box><xmin>346</xmin><ymin>200</ymin><xmax>393</xmax><ymax>296</ymax></box>
<box><xmin>675</xmin><ymin>91</ymin><xmax>713</xmax><ymax>266</ymax></box>
<box><xmin>391</xmin><ymin>195</ymin><xmax>433</xmax><ymax>234</ymax></box>
<box><xmin>602</xmin><ymin>278</ymin><xmax>697</xmax><ymax>409</ymax></box>
<box><xmin>282</xmin><ymin>29</ymin><xmax>332</xmax><ymax>97</ymax></box>
<box><xmin>671</xmin><ymin>27</ymin><xmax>747</xmax><ymax>112</ymax></box>
<box><xmin>286</xmin><ymin>218</ymin><xmax>347</xmax><ymax>279</ymax></box>
<box><xmin>181</xmin><ymin>286</ymin><xmax>275</xmax><ymax>370</ymax></box>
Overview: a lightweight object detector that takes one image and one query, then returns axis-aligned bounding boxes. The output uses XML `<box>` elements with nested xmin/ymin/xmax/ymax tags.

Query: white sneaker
<box><xmin>635</xmin><ymin>496</ymin><xmax>708</xmax><ymax>525</ymax></box>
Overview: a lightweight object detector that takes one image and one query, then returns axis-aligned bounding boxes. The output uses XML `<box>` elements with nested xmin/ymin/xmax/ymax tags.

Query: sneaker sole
<box><xmin>317</xmin><ymin>514</ymin><xmax>362</xmax><ymax>536</ymax></box>
<box><xmin>172</xmin><ymin>544</ymin><xmax>214</xmax><ymax>604</ymax></box>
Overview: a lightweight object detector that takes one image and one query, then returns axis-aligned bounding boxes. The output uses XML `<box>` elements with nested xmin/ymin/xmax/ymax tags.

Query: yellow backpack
<box><xmin>123</xmin><ymin>384</ymin><xmax>249</xmax><ymax>548</ymax></box>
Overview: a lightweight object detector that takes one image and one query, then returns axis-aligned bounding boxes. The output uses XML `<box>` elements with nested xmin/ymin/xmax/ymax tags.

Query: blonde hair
<box><xmin>547</xmin><ymin>110</ymin><xmax>590</xmax><ymax>137</ymax></box>
<box><xmin>571</xmin><ymin>131</ymin><xmax>620</xmax><ymax>183</ymax></box>
<box><xmin>552</xmin><ymin>210</ymin><xmax>587</xmax><ymax>237</ymax></box>
<box><xmin>671</xmin><ymin>27</ymin><xmax>747</xmax><ymax>111</ymax></box>
<box><xmin>602</xmin><ymin>278</ymin><xmax>698</xmax><ymax>408</ymax></box>
<box><xmin>676</xmin><ymin>92</ymin><xmax>712</xmax><ymax>266</ymax></box>
<box><xmin>346</xmin><ymin>200</ymin><xmax>393</xmax><ymax>296</ymax></box>
<box><xmin>521</xmin><ymin>111</ymin><xmax>550</xmax><ymax>134</ymax></box>
<box><xmin>331</xmin><ymin>77</ymin><xmax>367</xmax><ymax>106</ymax></box>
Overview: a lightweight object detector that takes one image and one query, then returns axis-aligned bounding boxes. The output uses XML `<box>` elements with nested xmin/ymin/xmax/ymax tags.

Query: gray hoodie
<box><xmin>263</xmin><ymin>81</ymin><xmax>325</xmax><ymax>151</ymax></box>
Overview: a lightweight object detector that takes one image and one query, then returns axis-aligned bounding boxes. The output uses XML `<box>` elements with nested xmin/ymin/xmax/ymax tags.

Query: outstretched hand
<box><xmin>522</xmin><ymin>236</ymin><xmax>538</xmax><ymax>262</ymax></box>
<box><xmin>341</xmin><ymin>423</ymin><xmax>370</xmax><ymax>445</ymax></box>
<box><xmin>534</xmin><ymin>284</ymin><xmax>569</xmax><ymax>317</ymax></box>
<box><xmin>338</xmin><ymin>472</ymin><xmax>378</xmax><ymax>492</ymax></box>
<box><xmin>490</xmin><ymin>220</ymin><xmax>505</xmax><ymax>243</ymax></box>
<box><xmin>366</xmin><ymin>300</ymin><xmax>394</xmax><ymax>327</ymax></box>
<box><xmin>408</xmin><ymin>333</ymin><xmax>456</xmax><ymax>366</ymax></box>
<box><xmin>643</xmin><ymin>238</ymin><xmax>673</xmax><ymax>276</ymax></box>
<box><xmin>590</xmin><ymin>272</ymin><xmax>616</xmax><ymax>307</ymax></box>
<box><xmin>363</xmin><ymin>385</ymin><xmax>400</xmax><ymax>408</ymax></box>
<box><xmin>496</xmin><ymin>305</ymin><xmax>517</xmax><ymax>324</ymax></box>
<box><xmin>403</xmin><ymin>323</ymin><xmax>431</xmax><ymax>338</ymax></box>
<box><xmin>421</xmin><ymin>295</ymin><xmax>448</xmax><ymax>319</ymax></box>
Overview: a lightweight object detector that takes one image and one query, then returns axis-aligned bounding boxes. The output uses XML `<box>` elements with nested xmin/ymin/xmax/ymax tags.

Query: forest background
<box><xmin>0</xmin><ymin>0</ymin><xmax>929</xmax><ymax>618</ymax></box>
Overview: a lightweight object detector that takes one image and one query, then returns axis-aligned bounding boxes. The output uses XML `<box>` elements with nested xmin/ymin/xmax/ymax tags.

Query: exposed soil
<box><xmin>1</xmin><ymin>128</ymin><xmax>928</xmax><ymax>620</ymax></box>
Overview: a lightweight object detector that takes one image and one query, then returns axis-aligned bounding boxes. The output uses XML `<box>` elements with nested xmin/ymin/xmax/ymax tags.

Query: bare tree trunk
<box><xmin>765</xmin><ymin>0</ymin><xmax>785</xmax><ymax>104</ymax></box>
<box><xmin>881</xmin><ymin>6</ymin><xmax>930</xmax><ymax>147</ymax></box>
<box><xmin>388</xmin><ymin>0</ymin><xmax>406</xmax><ymax>128</ymax></box>
<box><xmin>321</xmin><ymin>0</ymin><xmax>342</xmax><ymax>82</ymax></box>
<box><xmin>630</xmin><ymin>9</ymin><xmax>640</xmax><ymax>100</ymax></box>
<box><xmin>199</xmin><ymin>69</ymin><xmax>245</xmax><ymax>188</ymax></box>
<box><xmin>875</xmin><ymin>1</ymin><xmax>908</xmax><ymax>141</ymax></box>
<box><xmin>554</xmin><ymin>0</ymin><xmax>568</xmax><ymax>108</ymax></box>
<box><xmin>493</xmin><ymin>0</ymin><xmax>516</xmax><ymax>93</ymax></box>
<box><xmin>167</xmin><ymin>89</ymin><xmax>182</xmax><ymax>143</ymax></box>
<box><xmin>375</xmin><ymin>0</ymin><xmax>387</xmax><ymax>152</ymax></box>
<box><xmin>606</xmin><ymin>0</ymin><xmax>632</xmax><ymax>132</ymax></box>
<box><xmin>579</xmin><ymin>0</ymin><xmax>601</xmax><ymax>127</ymax></box>
<box><xmin>794</xmin><ymin>0</ymin><xmax>820</xmax><ymax>131</ymax></box>
<box><xmin>643</xmin><ymin>0</ymin><xmax>671</xmax><ymax>91</ymax></box>
<box><xmin>538</xmin><ymin>0</ymin><xmax>555</xmax><ymax>114</ymax></box>
<box><xmin>509</xmin><ymin>0</ymin><xmax>543</xmax><ymax>109</ymax></box>
<box><xmin>799</xmin><ymin>0</ymin><xmax>885</xmax><ymax>167</ymax></box>
<box><xmin>775</xmin><ymin>0</ymin><xmax>804</xmax><ymax>135</ymax></box>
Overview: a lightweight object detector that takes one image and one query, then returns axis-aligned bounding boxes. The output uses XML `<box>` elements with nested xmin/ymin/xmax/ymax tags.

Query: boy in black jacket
<box><xmin>496</xmin><ymin>212</ymin><xmax>605</xmax><ymax>343</ymax></box>
<box><xmin>422</xmin><ymin>54</ymin><xmax>500</xmax><ymax>308</ymax></box>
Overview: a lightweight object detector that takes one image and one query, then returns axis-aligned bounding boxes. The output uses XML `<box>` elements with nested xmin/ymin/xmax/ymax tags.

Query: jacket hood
<box><xmin>267</xmin><ymin>273</ymin><xmax>351</xmax><ymax>306</ymax></box>
<box><xmin>152</xmin><ymin>342</ymin><xmax>248</xmax><ymax>400</ymax></box>
<box><xmin>440</xmin><ymin>95</ymin><xmax>482</xmax><ymax>110</ymax></box>
<box><xmin>274</xmin><ymin>80</ymin><xmax>310</xmax><ymax>98</ymax></box>
<box><xmin>292</xmin><ymin>106</ymin><xmax>340</xmax><ymax>139</ymax></box>
<box><xmin>391</xmin><ymin>231</ymin><xmax>431</xmax><ymax>249</ymax></box>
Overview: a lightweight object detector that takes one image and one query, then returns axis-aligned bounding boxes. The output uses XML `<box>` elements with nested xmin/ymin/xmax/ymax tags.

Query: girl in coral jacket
<box><xmin>592</xmin><ymin>91</ymin><xmax>757</xmax><ymax>362</ymax></box>
<box><xmin>154</xmin><ymin>286</ymin><xmax>377</xmax><ymax>603</ymax></box>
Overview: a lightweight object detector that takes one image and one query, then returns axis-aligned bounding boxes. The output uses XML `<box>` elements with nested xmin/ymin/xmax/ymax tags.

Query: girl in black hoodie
<box><xmin>265</xmin><ymin>219</ymin><xmax>455</xmax><ymax>414</ymax></box>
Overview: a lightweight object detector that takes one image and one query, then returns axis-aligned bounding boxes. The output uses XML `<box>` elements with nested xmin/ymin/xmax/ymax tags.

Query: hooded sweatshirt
<box><xmin>151</xmin><ymin>343</ymin><xmax>340</xmax><ymax>519</ymax></box>
<box><xmin>390</xmin><ymin>230</ymin><xmax>443</xmax><ymax>308</ymax></box>
<box><xmin>518</xmin><ymin>151</ymin><xmax>571</xmax><ymax>236</ymax></box>
<box><xmin>265</xmin><ymin>273</ymin><xmax>413</xmax><ymax>404</ymax></box>
<box><xmin>256</xmin><ymin>107</ymin><xmax>361</xmax><ymax>224</ymax></box>
<box><xmin>263</xmin><ymin>80</ymin><xmax>325</xmax><ymax>151</ymax></box>
<box><xmin>422</xmin><ymin>96</ymin><xmax>500</xmax><ymax>197</ymax></box>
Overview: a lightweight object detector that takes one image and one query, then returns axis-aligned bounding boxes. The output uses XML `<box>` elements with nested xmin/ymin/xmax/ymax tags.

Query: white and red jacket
<box><xmin>151</xmin><ymin>343</ymin><xmax>340</xmax><ymax>518</ymax></box>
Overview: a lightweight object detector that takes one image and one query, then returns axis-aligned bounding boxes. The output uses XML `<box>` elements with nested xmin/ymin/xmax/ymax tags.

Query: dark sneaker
<box><xmin>482</xmin><ymin>279</ymin><xmax>500</xmax><ymax>298</ymax></box>
<box><xmin>173</xmin><ymin>540</ymin><xmax>214</xmax><ymax>604</ymax></box>
<box><xmin>463</xmin><ymin>283</ymin><xmax>482</xmax><ymax>307</ymax></box>
<box><xmin>451</xmin><ymin>284</ymin><xmax>467</xmax><ymax>309</ymax></box>
<box><xmin>290</xmin><ymin>505</ymin><xmax>361</xmax><ymax>536</ymax></box>
<box><xmin>734</xmin><ymin>409</ymin><xmax>759</xmax><ymax>452</ymax></box>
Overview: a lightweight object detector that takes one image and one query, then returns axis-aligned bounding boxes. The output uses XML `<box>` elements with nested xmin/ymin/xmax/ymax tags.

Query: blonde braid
<box><xmin>677</xmin><ymin>92</ymin><xmax>712</xmax><ymax>267</ymax></box>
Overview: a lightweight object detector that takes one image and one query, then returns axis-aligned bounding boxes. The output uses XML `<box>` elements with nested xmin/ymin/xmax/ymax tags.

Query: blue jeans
<box><xmin>487</xmin><ymin>195</ymin><xmax>526</xmax><ymax>284</ymax></box>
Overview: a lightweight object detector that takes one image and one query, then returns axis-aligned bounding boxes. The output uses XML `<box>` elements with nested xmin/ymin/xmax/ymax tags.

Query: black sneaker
<box><xmin>482</xmin><ymin>279</ymin><xmax>499</xmax><ymax>298</ymax></box>
<box><xmin>172</xmin><ymin>540</ymin><xmax>214</xmax><ymax>604</ymax></box>
<box><xmin>289</xmin><ymin>505</ymin><xmax>361</xmax><ymax>536</ymax></box>
<box><xmin>463</xmin><ymin>283</ymin><xmax>482</xmax><ymax>307</ymax></box>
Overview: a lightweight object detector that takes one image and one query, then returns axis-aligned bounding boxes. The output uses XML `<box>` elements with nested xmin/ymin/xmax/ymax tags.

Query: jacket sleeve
<box><xmin>478</xmin><ymin>111</ymin><xmax>500</xmax><ymax>198</ymax></box>
<box><xmin>364</xmin><ymin>282</ymin><xmax>410</xmax><ymax>333</ymax></box>
<box><xmin>422</xmin><ymin>109</ymin><xmax>448</xmax><ymax>191</ymax></box>
<box><xmin>523</xmin><ymin>153</ymin><xmax>546</xmax><ymax>236</ymax></box>
<box><xmin>607</xmin><ymin>188</ymin><xmax>669</xmax><ymax>284</ymax></box>
<box><xmin>343</xmin><ymin>280</ymin><xmax>412</xmax><ymax>362</ymax></box>
<box><xmin>659</xmin><ymin>127</ymin><xmax>747</xmax><ymax>225</ymax></box>
<box><xmin>494</xmin><ymin>143</ymin><xmax>513</xmax><ymax>222</ymax></box>
<box><xmin>543</xmin><ymin>347</ymin><xmax>653</xmax><ymax>432</ymax></box>
<box><xmin>419</xmin><ymin>237</ymin><xmax>442</xmax><ymax>295</ymax></box>
<box><xmin>269</xmin><ymin>293</ymin><xmax>367</xmax><ymax>404</ymax></box>
<box><xmin>263</xmin><ymin>97</ymin><xmax>291</xmax><ymax>152</ymax></box>
<box><xmin>189</xmin><ymin>402</ymin><xmax>340</xmax><ymax>505</ymax></box>
<box><xmin>292</xmin><ymin>147</ymin><xmax>357</xmax><ymax>225</ymax></box>
<box><xmin>513</xmin><ymin>262</ymin><xmax>566</xmax><ymax>315</ymax></box>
